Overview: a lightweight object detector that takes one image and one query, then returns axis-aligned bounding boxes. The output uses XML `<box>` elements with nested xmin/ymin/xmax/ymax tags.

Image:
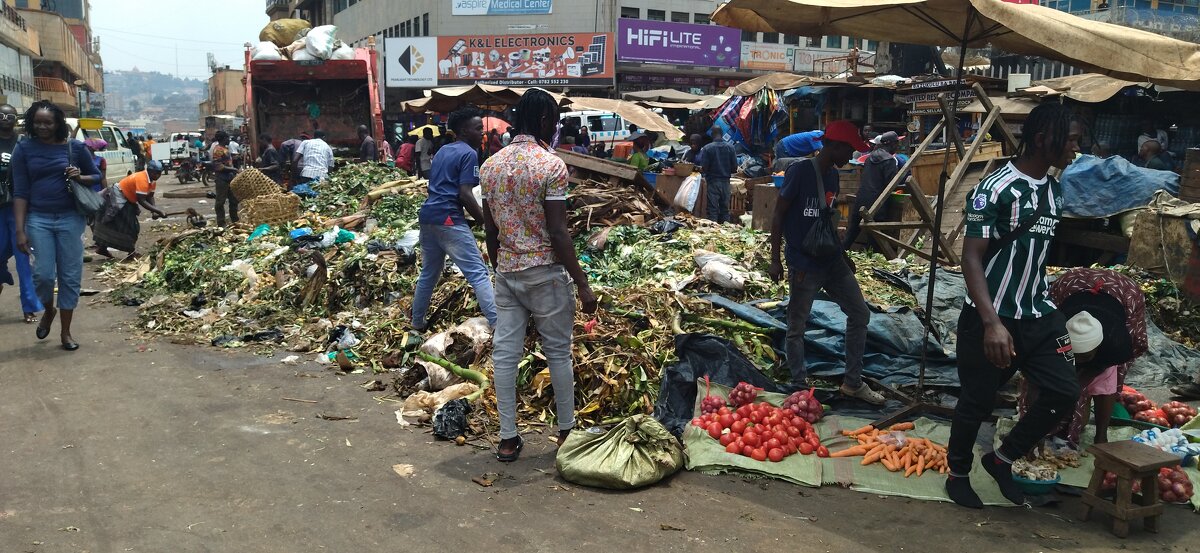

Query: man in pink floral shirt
<box><xmin>481</xmin><ymin>89</ymin><xmax>597</xmax><ymax>462</ymax></box>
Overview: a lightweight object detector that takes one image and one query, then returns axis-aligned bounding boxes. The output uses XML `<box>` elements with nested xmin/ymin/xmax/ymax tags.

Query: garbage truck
<box><xmin>243</xmin><ymin>37</ymin><xmax>385</xmax><ymax>162</ymax></box>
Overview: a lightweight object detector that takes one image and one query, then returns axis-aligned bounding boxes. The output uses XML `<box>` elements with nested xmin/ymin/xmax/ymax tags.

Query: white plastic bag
<box><xmin>693</xmin><ymin>249</ymin><xmax>739</xmax><ymax>269</ymax></box>
<box><xmin>700</xmin><ymin>261</ymin><xmax>746</xmax><ymax>290</ymax></box>
<box><xmin>673</xmin><ymin>174</ymin><xmax>702</xmax><ymax>212</ymax></box>
<box><xmin>330</xmin><ymin>42</ymin><xmax>354</xmax><ymax>60</ymax></box>
<box><xmin>219</xmin><ymin>259</ymin><xmax>260</xmax><ymax>300</ymax></box>
<box><xmin>251</xmin><ymin>41</ymin><xmax>283</xmax><ymax>61</ymax></box>
<box><xmin>291</xmin><ymin>47</ymin><xmax>317</xmax><ymax>62</ymax></box>
<box><xmin>305</xmin><ymin>25</ymin><xmax>338</xmax><ymax>60</ymax></box>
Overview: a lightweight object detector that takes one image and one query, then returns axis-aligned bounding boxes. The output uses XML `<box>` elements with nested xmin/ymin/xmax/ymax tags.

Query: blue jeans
<box><xmin>410</xmin><ymin>223</ymin><xmax>496</xmax><ymax>328</ymax></box>
<box><xmin>492</xmin><ymin>264</ymin><xmax>576</xmax><ymax>439</ymax></box>
<box><xmin>0</xmin><ymin>204</ymin><xmax>43</xmax><ymax>314</ymax></box>
<box><xmin>25</xmin><ymin>211</ymin><xmax>86</xmax><ymax>310</ymax></box>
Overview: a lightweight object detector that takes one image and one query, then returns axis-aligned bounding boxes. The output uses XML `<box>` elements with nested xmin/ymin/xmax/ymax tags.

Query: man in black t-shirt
<box><xmin>256</xmin><ymin>133</ymin><xmax>281</xmax><ymax>184</ymax></box>
<box><xmin>127</xmin><ymin>131</ymin><xmax>144</xmax><ymax>171</ymax></box>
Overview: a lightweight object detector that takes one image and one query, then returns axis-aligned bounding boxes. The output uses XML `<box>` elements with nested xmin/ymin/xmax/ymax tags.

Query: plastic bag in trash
<box><xmin>700</xmin><ymin>261</ymin><xmax>746</xmax><ymax>290</ymax></box>
<box><xmin>247</xmin><ymin>224</ymin><xmax>271</xmax><ymax>242</ymax></box>
<box><xmin>555</xmin><ymin>414</ymin><xmax>684</xmax><ymax>490</ymax></box>
<box><xmin>328</xmin><ymin>325</ymin><xmax>360</xmax><ymax>349</ymax></box>
<box><xmin>289</xmin><ymin>227</ymin><xmax>313</xmax><ymax>240</ymax></box>
<box><xmin>290</xmin><ymin>183</ymin><xmax>317</xmax><ymax>197</ymax></box>
<box><xmin>432</xmin><ymin>398</ymin><xmax>471</xmax><ymax>440</ymax></box>
<box><xmin>692</xmin><ymin>249</ymin><xmax>739</xmax><ymax>269</ymax></box>
<box><xmin>649</xmin><ymin>218</ymin><xmax>685</xmax><ymax>235</ymax></box>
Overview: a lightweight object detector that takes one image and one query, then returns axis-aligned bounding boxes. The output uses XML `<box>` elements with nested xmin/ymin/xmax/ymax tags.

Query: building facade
<box><xmin>17</xmin><ymin>0</ymin><xmax>103</xmax><ymax>117</ymax></box>
<box><xmin>263</xmin><ymin>0</ymin><xmax>864</xmax><ymax>109</ymax></box>
<box><xmin>0</xmin><ymin>2</ymin><xmax>39</xmax><ymax>111</ymax></box>
<box><xmin>198</xmin><ymin>67</ymin><xmax>245</xmax><ymax>119</ymax></box>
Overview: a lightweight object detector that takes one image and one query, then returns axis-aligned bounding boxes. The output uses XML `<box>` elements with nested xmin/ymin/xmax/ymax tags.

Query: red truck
<box><xmin>243</xmin><ymin>40</ymin><xmax>385</xmax><ymax>162</ymax></box>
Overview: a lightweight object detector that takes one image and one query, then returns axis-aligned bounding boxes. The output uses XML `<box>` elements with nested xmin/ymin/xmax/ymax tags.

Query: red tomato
<box><xmin>718</xmin><ymin>407</ymin><xmax>731</xmax><ymax>416</ymax></box>
<box><xmin>742</xmin><ymin>445</ymin><xmax>754</xmax><ymax>457</ymax></box>
<box><xmin>725</xmin><ymin>442</ymin><xmax>740</xmax><ymax>454</ymax></box>
<box><xmin>786</xmin><ymin>426</ymin><xmax>801</xmax><ymax>438</ymax></box>
<box><xmin>743</xmin><ymin>431</ymin><xmax>760</xmax><ymax>447</ymax></box>
<box><xmin>718</xmin><ymin>414</ymin><xmax>734</xmax><ymax>429</ymax></box>
<box><xmin>791</xmin><ymin>417</ymin><xmax>805</xmax><ymax>428</ymax></box>
<box><xmin>785</xmin><ymin>443</ymin><xmax>797</xmax><ymax>456</ymax></box>
<box><xmin>691</xmin><ymin>418</ymin><xmax>704</xmax><ymax>427</ymax></box>
<box><xmin>706</xmin><ymin>422</ymin><xmax>723</xmax><ymax>439</ymax></box>
<box><xmin>751</xmin><ymin>448</ymin><xmax>768</xmax><ymax>462</ymax></box>
<box><xmin>736</xmin><ymin>404</ymin><xmax>752</xmax><ymax>418</ymax></box>
<box><xmin>807</xmin><ymin>436</ymin><xmax>820</xmax><ymax>447</ymax></box>
<box><xmin>731</xmin><ymin>420</ymin><xmax>747</xmax><ymax>434</ymax></box>
<box><xmin>768</xmin><ymin>415</ymin><xmax>783</xmax><ymax>427</ymax></box>
<box><xmin>817</xmin><ymin>446</ymin><xmax>830</xmax><ymax>458</ymax></box>
<box><xmin>773</xmin><ymin>430</ymin><xmax>788</xmax><ymax>443</ymax></box>
<box><xmin>749</xmin><ymin>411</ymin><xmax>764</xmax><ymax>423</ymax></box>
<box><xmin>719</xmin><ymin>433</ymin><xmax>736</xmax><ymax>446</ymax></box>
<box><xmin>765</xmin><ymin>438</ymin><xmax>781</xmax><ymax>450</ymax></box>
<box><xmin>768</xmin><ymin>448</ymin><xmax>785</xmax><ymax>462</ymax></box>
<box><xmin>731</xmin><ymin>413</ymin><xmax>742</xmax><ymax>422</ymax></box>
<box><xmin>799</xmin><ymin>442</ymin><xmax>814</xmax><ymax>455</ymax></box>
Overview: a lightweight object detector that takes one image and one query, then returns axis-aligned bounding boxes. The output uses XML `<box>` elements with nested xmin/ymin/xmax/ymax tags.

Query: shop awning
<box><xmin>961</xmin><ymin>96</ymin><xmax>1040</xmax><ymax>115</ymax></box>
<box><xmin>711</xmin><ymin>0</ymin><xmax>1200</xmax><ymax>91</ymax></box>
<box><xmin>566</xmin><ymin>97</ymin><xmax>684</xmax><ymax>141</ymax></box>
<box><xmin>621</xmin><ymin>89</ymin><xmax>708</xmax><ymax>103</ymax></box>
<box><xmin>1031</xmin><ymin>73</ymin><xmax>1151</xmax><ymax>103</ymax></box>
<box><xmin>724</xmin><ymin>72</ymin><xmax>816</xmax><ymax>96</ymax></box>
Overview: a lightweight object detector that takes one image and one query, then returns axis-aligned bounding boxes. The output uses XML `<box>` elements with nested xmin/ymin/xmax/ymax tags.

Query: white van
<box><xmin>70</xmin><ymin>118</ymin><xmax>136</xmax><ymax>184</ymax></box>
<box><xmin>561</xmin><ymin>110</ymin><xmax>630</xmax><ymax>146</ymax></box>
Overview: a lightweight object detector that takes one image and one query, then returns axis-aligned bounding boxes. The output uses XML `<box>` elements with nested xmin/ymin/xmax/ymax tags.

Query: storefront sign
<box><xmin>740</xmin><ymin>42</ymin><xmax>793</xmax><ymax>71</ymax></box>
<box><xmin>617</xmin><ymin>19</ymin><xmax>739</xmax><ymax>68</ymax></box>
<box><xmin>452</xmin><ymin>0</ymin><xmax>552</xmax><ymax>16</ymax></box>
<box><xmin>791</xmin><ymin>46</ymin><xmax>865</xmax><ymax>74</ymax></box>
<box><xmin>389</xmin><ymin>34</ymin><xmax>614</xmax><ymax>87</ymax></box>
<box><xmin>385</xmin><ymin>37</ymin><xmax>439</xmax><ymax>87</ymax></box>
<box><xmin>895</xmin><ymin>89</ymin><xmax>975</xmax><ymax>104</ymax></box>
<box><xmin>622</xmin><ymin>74</ymin><xmax>716</xmax><ymax>87</ymax></box>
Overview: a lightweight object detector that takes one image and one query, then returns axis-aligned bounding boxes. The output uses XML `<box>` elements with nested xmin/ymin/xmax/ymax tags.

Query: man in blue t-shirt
<box><xmin>410</xmin><ymin>107</ymin><xmax>496</xmax><ymax>331</ymax></box>
<box><xmin>769</xmin><ymin>120</ymin><xmax>885</xmax><ymax>405</ymax></box>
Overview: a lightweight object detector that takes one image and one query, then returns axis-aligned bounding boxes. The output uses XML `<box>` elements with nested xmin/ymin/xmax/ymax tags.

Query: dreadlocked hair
<box><xmin>447</xmin><ymin>106</ymin><xmax>481</xmax><ymax>135</ymax></box>
<box><xmin>511</xmin><ymin>88</ymin><xmax>558</xmax><ymax>137</ymax></box>
<box><xmin>1017</xmin><ymin>102</ymin><xmax>1073</xmax><ymax>160</ymax></box>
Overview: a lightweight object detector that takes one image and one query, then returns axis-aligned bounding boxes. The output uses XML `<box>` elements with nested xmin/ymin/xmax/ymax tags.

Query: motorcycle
<box><xmin>176</xmin><ymin>159</ymin><xmax>201</xmax><ymax>184</ymax></box>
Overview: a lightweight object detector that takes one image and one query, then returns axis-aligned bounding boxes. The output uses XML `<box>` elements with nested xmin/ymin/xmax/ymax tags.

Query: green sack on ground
<box><xmin>555</xmin><ymin>415</ymin><xmax>684</xmax><ymax>490</ymax></box>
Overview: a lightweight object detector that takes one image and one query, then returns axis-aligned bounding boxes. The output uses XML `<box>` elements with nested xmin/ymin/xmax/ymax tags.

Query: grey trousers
<box><xmin>492</xmin><ymin>263</ymin><xmax>576</xmax><ymax>439</ymax></box>
<box><xmin>705</xmin><ymin>176</ymin><xmax>731</xmax><ymax>223</ymax></box>
<box><xmin>785</xmin><ymin>257</ymin><xmax>870</xmax><ymax>388</ymax></box>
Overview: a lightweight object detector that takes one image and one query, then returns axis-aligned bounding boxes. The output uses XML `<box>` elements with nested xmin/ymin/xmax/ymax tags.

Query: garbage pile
<box><xmin>253</xmin><ymin>19</ymin><xmax>355</xmax><ymax>61</ymax></box>
<box><xmin>104</xmin><ymin>163</ymin><xmax>927</xmax><ymax>433</ymax></box>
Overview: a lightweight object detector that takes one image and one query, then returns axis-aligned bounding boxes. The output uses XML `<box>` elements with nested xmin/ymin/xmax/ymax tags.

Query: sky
<box><xmin>91</xmin><ymin>0</ymin><xmax>272</xmax><ymax>79</ymax></box>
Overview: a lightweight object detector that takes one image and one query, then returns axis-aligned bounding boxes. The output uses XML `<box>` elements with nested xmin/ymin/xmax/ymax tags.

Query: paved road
<box><xmin>0</xmin><ymin>184</ymin><xmax>1194</xmax><ymax>552</ymax></box>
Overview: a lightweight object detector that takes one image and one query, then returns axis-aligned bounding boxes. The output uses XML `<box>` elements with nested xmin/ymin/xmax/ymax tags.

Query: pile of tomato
<box><xmin>692</xmin><ymin>400</ymin><xmax>828</xmax><ymax>462</ymax></box>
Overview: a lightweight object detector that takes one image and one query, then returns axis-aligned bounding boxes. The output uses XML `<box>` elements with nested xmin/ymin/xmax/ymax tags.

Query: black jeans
<box><xmin>785</xmin><ymin>257</ymin><xmax>870</xmax><ymax>388</ymax></box>
<box><xmin>947</xmin><ymin>305</ymin><xmax>1081</xmax><ymax>475</ymax></box>
<box><xmin>214</xmin><ymin>176</ymin><xmax>239</xmax><ymax>227</ymax></box>
<box><xmin>705</xmin><ymin>176</ymin><xmax>731</xmax><ymax>223</ymax></box>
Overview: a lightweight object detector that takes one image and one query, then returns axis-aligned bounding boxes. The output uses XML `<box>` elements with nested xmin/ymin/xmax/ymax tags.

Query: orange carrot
<box><xmin>905</xmin><ymin>463</ymin><xmax>918</xmax><ymax>477</ymax></box>
<box><xmin>916</xmin><ymin>455</ymin><xmax>926</xmax><ymax>476</ymax></box>
<box><xmin>830</xmin><ymin>445</ymin><xmax>869</xmax><ymax>458</ymax></box>
<box><xmin>843</xmin><ymin>424</ymin><xmax>876</xmax><ymax>436</ymax></box>
<box><xmin>862</xmin><ymin>450</ymin><xmax>886</xmax><ymax>465</ymax></box>
<box><xmin>881</xmin><ymin>458</ymin><xmax>897</xmax><ymax>471</ymax></box>
<box><xmin>889</xmin><ymin>422</ymin><xmax>915</xmax><ymax>431</ymax></box>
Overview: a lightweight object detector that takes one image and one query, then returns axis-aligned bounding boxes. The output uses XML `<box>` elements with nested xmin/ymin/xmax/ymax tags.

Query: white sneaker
<box><xmin>841</xmin><ymin>383</ymin><xmax>886</xmax><ymax>405</ymax></box>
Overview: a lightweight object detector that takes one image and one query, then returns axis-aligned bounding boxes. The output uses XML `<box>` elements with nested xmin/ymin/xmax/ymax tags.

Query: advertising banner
<box><xmin>384</xmin><ymin>37</ymin><xmax>439</xmax><ymax>88</ymax></box>
<box><xmin>790</xmin><ymin>46</ymin><xmax>862</xmax><ymax>74</ymax></box>
<box><xmin>452</xmin><ymin>0</ymin><xmax>553</xmax><ymax>16</ymax></box>
<box><xmin>434</xmin><ymin>33</ymin><xmax>614</xmax><ymax>87</ymax></box>
<box><xmin>617</xmin><ymin>19</ymin><xmax>739</xmax><ymax>68</ymax></box>
<box><xmin>740</xmin><ymin>42</ymin><xmax>792</xmax><ymax>72</ymax></box>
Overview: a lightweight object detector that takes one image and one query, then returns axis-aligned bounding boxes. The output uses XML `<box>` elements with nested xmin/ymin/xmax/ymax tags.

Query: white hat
<box><xmin>1067</xmin><ymin>312</ymin><xmax>1103</xmax><ymax>354</ymax></box>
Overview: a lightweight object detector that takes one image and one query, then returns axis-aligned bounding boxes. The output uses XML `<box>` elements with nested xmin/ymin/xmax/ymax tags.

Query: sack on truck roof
<box><xmin>260</xmin><ymin>18</ymin><xmax>312</xmax><ymax>48</ymax></box>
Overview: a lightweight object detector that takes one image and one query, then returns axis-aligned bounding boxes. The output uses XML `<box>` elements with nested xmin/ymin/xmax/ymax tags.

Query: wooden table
<box><xmin>1080</xmin><ymin>440</ymin><xmax>1180</xmax><ymax>538</ymax></box>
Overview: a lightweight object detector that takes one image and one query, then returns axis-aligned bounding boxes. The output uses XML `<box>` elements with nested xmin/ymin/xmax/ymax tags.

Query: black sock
<box><xmin>983</xmin><ymin>452</ymin><xmax>1025</xmax><ymax>505</ymax></box>
<box><xmin>945</xmin><ymin>474</ymin><xmax>983</xmax><ymax>509</ymax></box>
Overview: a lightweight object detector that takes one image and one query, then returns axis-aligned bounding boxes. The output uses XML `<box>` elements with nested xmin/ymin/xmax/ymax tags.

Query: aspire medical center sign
<box><xmin>452</xmin><ymin>0</ymin><xmax>552</xmax><ymax>16</ymax></box>
<box><xmin>617</xmin><ymin>19</ymin><xmax>739</xmax><ymax>68</ymax></box>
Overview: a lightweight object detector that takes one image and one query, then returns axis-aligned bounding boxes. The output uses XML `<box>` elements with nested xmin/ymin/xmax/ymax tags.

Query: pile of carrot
<box><xmin>829</xmin><ymin>422</ymin><xmax>948</xmax><ymax>476</ymax></box>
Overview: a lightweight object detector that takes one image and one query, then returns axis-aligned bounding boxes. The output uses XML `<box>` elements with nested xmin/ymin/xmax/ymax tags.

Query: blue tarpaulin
<box><xmin>1060</xmin><ymin>154</ymin><xmax>1179</xmax><ymax>218</ymax></box>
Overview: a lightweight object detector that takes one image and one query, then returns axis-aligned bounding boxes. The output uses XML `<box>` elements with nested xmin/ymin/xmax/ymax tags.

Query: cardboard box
<box><xmin>751</xmin><ymin>183</ymin><xmax>779</xmax><ymax>231</ymax></box>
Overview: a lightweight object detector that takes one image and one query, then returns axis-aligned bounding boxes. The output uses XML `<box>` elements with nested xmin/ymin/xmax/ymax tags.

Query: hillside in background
<box><xmin>104</xmin><ymin>69</ymin><xmax>206</xmax><ymax>123</ymax></box>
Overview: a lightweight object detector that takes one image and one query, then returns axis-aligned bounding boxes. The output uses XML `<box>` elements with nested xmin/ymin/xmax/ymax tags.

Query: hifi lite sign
<box><xmin>617</xmin><ymin>19</ymin><xmax>739</xmax><ymax>68</ymax></box>
<box><xmin>452</xmin><ymin>0</ymin><xmax>553</xmax><ymax>16</ymax></box>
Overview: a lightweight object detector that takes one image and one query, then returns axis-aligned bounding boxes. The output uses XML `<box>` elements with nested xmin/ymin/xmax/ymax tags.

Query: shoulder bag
<box><xmin>67</xmin><ymin>140</ymin><xmax>103</xmax><ymax>217</ymax></box>
<box><xmin>798</xmin><ymin>160</ymin><xmax>841</xmax><ymax>258</ymax></box>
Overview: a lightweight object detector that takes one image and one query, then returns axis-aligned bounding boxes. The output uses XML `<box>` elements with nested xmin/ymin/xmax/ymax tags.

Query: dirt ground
<box><xmin>1</xmin><ymin>176</ymin><xmax>1196</xmax><ymax>552</ymax></box>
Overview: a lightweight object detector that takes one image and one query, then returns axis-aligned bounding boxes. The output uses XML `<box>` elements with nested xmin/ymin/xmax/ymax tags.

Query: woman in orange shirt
<box><xmin>93</xmin><ymin>160</ymin><xmax>166</xmax><ymax>259</ymax></box>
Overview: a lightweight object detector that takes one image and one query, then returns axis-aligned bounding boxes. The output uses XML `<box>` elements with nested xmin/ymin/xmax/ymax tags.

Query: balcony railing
<box><xmin>35</xmin><ymin>76</ymin><xmax>73</xmax><ymax>94</ymax></box>
<box><xmin>266</xmin><ymin>0</ymin><xmax>289</xmax><ymax>11</ymax></box>
<box><xmin>2</xmin><ymin>2</ymin><xmax>26</xmax><ymax>32</ymax></box>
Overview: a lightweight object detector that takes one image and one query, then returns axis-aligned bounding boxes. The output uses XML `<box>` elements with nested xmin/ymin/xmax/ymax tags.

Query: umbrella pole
<box><xmin>872</xmin><ymin>18</ymin><xmax>975</xmax><ymax>428</ymax></box>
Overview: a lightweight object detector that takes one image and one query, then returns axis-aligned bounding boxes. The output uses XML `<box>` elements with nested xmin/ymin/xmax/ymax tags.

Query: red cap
<box><xmin>823</xmin><ymin>120</ymin><xmax>870</xmax><ymax>152</ymax></box>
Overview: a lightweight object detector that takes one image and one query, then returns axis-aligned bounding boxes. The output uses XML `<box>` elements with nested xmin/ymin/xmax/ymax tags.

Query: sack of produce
<box><xmin>330</xmin><ymin>42</ymin><xmax>355</xmax><ymax>60</ymax></box>
<box><xmin>282</xmin><ymin>38</ymin><xmax>307</xmax><ymax>59</ymax></box>
<box><xmin>251</xmin><ymin>41</ymin><xmax>283</xmax><ymax>61</ymax></box>
<box><xmin>230</xmin><ymin>167</ymin><xmax>284</xmax><ymax>201</ymax></box>
<box><xmin>673</xmin><ymin>174</ymin><xmax>702</xmax><ymax>212</ymax></box>
<box><xmin>556</xmin><ymin>415</ymin><xmax>684</xmax><ymax>490</ymax></box>
<box><xmin>259</xmin><ymin>18</ymin><xmax>312</xmax><ymax>48</ymax></box>
<box><xmin>305</xmin><ymin>25</ymin><xmax>339</xmax><ymax>60</ymax></box>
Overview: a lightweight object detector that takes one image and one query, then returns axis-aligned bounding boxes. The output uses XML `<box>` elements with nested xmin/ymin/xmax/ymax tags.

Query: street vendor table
<box><xmin>1080</xmin><ymin>440</ymin><xmax>1180</xmax><ymax>538</ymax></box>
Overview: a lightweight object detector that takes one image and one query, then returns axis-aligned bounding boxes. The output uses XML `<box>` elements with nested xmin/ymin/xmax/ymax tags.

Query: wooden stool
<box><xmin>1080</xmin><ymin>441</ymin><xmax>1180</xmax><ymax>538</ymax></box>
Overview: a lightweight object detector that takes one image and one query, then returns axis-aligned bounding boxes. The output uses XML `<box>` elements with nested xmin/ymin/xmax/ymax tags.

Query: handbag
<box><xmin>66</xmin><ymin>141</ymin><xmax>103</xmax><ymax>217</ymax></box>
<box><xmin>798</xmin><ymin>160</ymin><xmax>841</xmax><ymax>258</ymax></box>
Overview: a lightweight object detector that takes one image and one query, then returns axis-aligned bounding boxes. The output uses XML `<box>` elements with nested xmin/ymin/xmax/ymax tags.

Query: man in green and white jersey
<box><xmin>946</xmin><ymin>103</ymin><xmax>1083</xmax><ymax>509</ymax></box>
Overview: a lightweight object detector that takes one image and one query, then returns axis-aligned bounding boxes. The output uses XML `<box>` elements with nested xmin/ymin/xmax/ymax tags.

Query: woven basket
<box><xmin>231</xmin><ymin>168</ymin><xmax>284</xmax><ymax>201</ymax></box>
<box><xmin>241</xmin><ymin>193</ymin><xmax>300</xmax><ymax>226</ymax></box>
